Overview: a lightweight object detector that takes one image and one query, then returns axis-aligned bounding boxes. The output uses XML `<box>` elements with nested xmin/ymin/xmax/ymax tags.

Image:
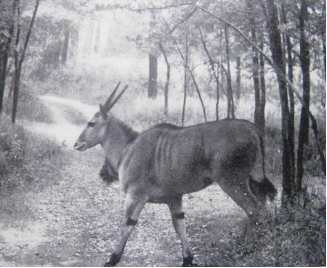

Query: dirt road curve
<box><xmin>0</xmin><ymin>96</ymin><xmax>245</xmax><ymax>267</ymax></box>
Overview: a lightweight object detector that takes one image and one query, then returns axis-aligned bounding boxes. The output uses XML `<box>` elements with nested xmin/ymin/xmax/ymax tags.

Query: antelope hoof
<box><xmin>104</xmin><ymin>261</ymin><xmax>113</xmax><ymax>267</ymax></box>
<box><xmin>182</xmin><ymin>256</ymin><xmax>197</xmax><ymax>267</ymax></box>
<box><xmin>104</xmin><ymin>253</ymin><xmax>120</xmax><ymax>267</ymax></box>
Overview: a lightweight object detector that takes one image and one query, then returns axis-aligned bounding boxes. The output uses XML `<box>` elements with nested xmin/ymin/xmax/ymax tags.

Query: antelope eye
<box><xmin>88</xmin><ymin>122</ymin><xmax>95</xmax><ymax>127</ymax></box>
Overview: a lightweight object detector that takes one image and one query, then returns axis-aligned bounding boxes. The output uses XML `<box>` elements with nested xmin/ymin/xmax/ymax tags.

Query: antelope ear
<box><xmin>99</xmin><ymin>104</ymin><xmax>108</xmax><ymax>120</ymax></box>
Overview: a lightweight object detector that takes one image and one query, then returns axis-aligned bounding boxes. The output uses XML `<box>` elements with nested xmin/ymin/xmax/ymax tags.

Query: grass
<box><xmin>242</xmin><ymin>197</ymin><xmax>325</xmax><ymax>267</ymax></box>
<box><xmin>3</xmin><ymin>86</ymin><xmax>53</xmax><ymax>124</ymax></box>
<box><xmin>0</xmin><ymin>114</ymin><xmax>66</xmax><ymax>222</ymax></box>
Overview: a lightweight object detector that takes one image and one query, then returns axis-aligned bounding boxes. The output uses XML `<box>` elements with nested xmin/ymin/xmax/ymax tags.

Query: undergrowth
<box><xmin>3</xmin><ymin>85</ymin><xmax>53</xmax><ymax>124</ymax></box>
<box><xmin>0</xmin><ymin>115</ymin><xmax>66</xmax><ymax>220</ymax></box>
<box><xmin>238</xmin><ymin>195</ymin><xmax>326</xmax><ymax>267</ymax></box>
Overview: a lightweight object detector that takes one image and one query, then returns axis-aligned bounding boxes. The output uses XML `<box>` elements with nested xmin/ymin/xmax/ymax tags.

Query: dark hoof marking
<box><xmin>173</xmin><ymin>212</ymin><xmax>185</xmax><ymax>220</ymax></box>
<box><xmin>126</xmin><ymin>217</ymin><xmax>138</xmax><ymax>226</ymax></box>
<box><xmin>104</xmin><ymin>253</ymin><xmax>120</xmax><ymax>267</ymax></box>
<box><xmin>182</xmin><ymin>256</ymin><xmax>194</xmax><ymax>267</ymax></box>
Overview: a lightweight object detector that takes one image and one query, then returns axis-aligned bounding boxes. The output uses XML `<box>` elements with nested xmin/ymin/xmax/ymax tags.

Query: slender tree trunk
<box><xmin>0</xmin><ymin>0</ymin><xmax>18</xmax><ymax>114</ymax></box>
<box><xmin>188</xmin><ymin>64</ymin><xmax>207</xmax><ymax>122</ymax></box>
<box><xmin>236</xmin><ymin>56</ymin><xmax>241</xmax><ymax>101</ymax></box>
<box><xmin>182</xmin><ymin>34</ymin><xmax>188</xmax><ymax>125</ymax></box>
<box><xmin>12</xmin><ymin>3</ymin><xmax>21</xmax><ymax>123</ymax></box>
<box><xmin>159</xmin><ymin>43</ymin><xmax>170</xmax><ymax>115</ymax></box>
<box><xmin>321</xmin><ymin>1</ymin><xmax>326</xmax><ymax>77</ymax></box>
<box><xmin>216</xmin><ymin>58</ymin><xmax>220</xmax><ymax>121</ymax></box>
<box><xmin>259</xmin><ymin>40</ymin><xmax>266</xmax><ymax>137</ymax></box>
<box><xmin>168</xmin><ymin>29</ymin><xmax>206</xmax><ymax>123</ymax></box>
<box><xmin>224</xmin><ymin>25</ymin><xmax>234</xmax><ymax>118</ymax></box>
<box><xmin>247</xmin><ymin>0</ymin><xmax>261</xmax><ymax>127</ymax></box>
<box><xmin>199</xmin><ymin>28</ymin><xmax>220</xmax><ymax>120</ymax></box>
<box><xmin>12</xmin><ymin>0</ymin><xmax>39</xmax><ymax>123</ymax></box>
<box><xmin>61</xmin><ymin>29</ymin><xmax>69</xmax><ymax>65</ymax></box>
<box><xmin>296</xmin><ymin>0</ymin><xmax>311</xmax><ymax>194</ymax></box>
<box><xmin>266</xmin><ymin>0</ymin><xmax>295</xmax><ymax>205</ymax></box>
<box><xmin>148</xmin><ymin>53</ymin><xmax>157</xmax><ymax>99</ymax></box>
<box><xmin>281</xmin><ymin>2</ymin><xmax>295</xmax><ymax>188</ymax></box>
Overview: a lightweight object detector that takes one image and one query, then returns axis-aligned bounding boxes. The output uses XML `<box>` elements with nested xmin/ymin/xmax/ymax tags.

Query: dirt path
<box><xmin>0</xmin><ymin>96</ymin><xmax>246</xmax><ymax>267</ymax></box>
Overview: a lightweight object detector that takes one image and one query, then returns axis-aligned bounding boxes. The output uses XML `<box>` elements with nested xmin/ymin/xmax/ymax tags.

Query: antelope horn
<box><xmin>107</xmin><ymin>85</ymin><xmax>129</xmax><ymax>112</ymax></box>
<box><xmin>103</xmin><ymin>82</ymin><xmax>121</xmax><ymax>111</ymax></box>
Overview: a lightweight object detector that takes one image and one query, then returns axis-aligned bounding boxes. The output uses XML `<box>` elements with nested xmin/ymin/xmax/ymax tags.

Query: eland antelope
<box><xmin>74</xmin><ymin>82</ymin><xmax>277</xmax><ymax>267</ymax></box>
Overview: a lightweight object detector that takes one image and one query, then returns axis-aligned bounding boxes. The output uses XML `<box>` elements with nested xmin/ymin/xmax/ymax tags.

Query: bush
<box><xmin>0</xmin><ymin>115</ymin><xmax>64</xmax><ymax>194</ymax></box>
<box><xmin>238</xmin><ymin>195</ymin><xmax>326</xmax><ymax>267</ymax></box>
<box><xmin>0</xmin><ymin>116</ymin><xmax>26</xmax><ymax>182</ymax></box>
<box><xmin>3</xmin><ymin>85</ymin><xmax>53</xmax><ymax>124</ymax></box>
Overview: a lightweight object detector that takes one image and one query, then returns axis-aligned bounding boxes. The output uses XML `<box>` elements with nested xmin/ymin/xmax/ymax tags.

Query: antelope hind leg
<box><xmin>167</xmin><ymin>196</ymin><xmax>196</xmax><ymax>267</ymax></box>
<box><xmin>218</xmin><ymin>174</ymin><xmax>261</xmax><ymax>237</ymax></box>
<box><xmin>104</xmin><ymin>193</ymin><xmax>147</xmax><ymax>267</ymax></box>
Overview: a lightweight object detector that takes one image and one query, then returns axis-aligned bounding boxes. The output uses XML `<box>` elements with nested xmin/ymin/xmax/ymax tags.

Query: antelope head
<box><xmin>74</xmin><ymin>82</ymin><xmax>128</xmax><ymax>151</ymax></box>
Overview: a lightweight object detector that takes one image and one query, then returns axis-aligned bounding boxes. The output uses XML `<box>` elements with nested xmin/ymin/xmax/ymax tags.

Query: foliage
<box><xmin>239</xmin><ymin>196</ymin><xmax>326</xmax><ymax>267</ymax></box>
<box><xmin>0</xmin><ymin>115</ymin><xmax>64</xmax><ymax>194</ymax></box>
<box><xmin>3</xmin><ymin>84</ymin><xmax>53</xmax><ymax>123</ymax></box>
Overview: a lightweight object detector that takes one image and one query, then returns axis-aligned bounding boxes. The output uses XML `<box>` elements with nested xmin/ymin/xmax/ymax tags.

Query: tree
<box><xmin>198</xmin><ymin>27</ymin><xmax>220</xmax><ymax>120</ymax></box>
<box><xmin>247</xmin><ymin>0</ymin><xmax>262</xmax><ymax>129</ymax></box>
<box><xmin>280</xmin><ymin>0</ymin><xmax>295</xmax><ymax>186</ymax></box>
<box><xmin>296</xmin><ymin>0</ymin><xmax>311</xmax><ymax>194</ymax></box>
<box><xmin>159</xmin><ymin>42</ymin><xmax>170</xmax><ymax>115</ymax></box>
<box><xmin>266</xmin><ymin>0</ymin><xmax>296</xmax><ymax>205</ymax></box>
<box><xmin>61</xmin><ymin>29</ymin><xmax>70</xmax><ymax>65</ymax></box>
<box><xmin>147</xmin><ymin>52</ymin><xmax>158</xmax><ymax>99</ymax></box>
<box><xmin>223</xmin><ymin>25</ymin><xmax>235</xmax><ymax>119</ymax></box>
<box><xmin>0</xmin><ymin>0</ymin><xmax>18</xmax><ymax>114</ymax></box>
<box><xmin>182</xmin><ymin>33</ymin><xmax>189</xmax><ymax>125</ymax></box>
<box><xmin>12</xmin><ymin>0</ymin><xmax>40</xmax><ymax>123</ymax></box>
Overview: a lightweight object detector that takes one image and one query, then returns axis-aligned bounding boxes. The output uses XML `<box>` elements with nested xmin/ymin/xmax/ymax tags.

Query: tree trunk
<box><xmin>61</xmin><ymin>29</ymin><xmax>69</xmax><ymax>65</ymax></box>
<box><xmin>182</xmin><ymin>34</ymin><xmax>189</xmax><ymax>125</ymax></box>
<box><xmin>199</xmin><ymin>28</ymin><xmax>220</xmax><ymax>120</ymax></box>
<box><xmin>236</xmin><ymin>56</ymin><xmax>241</xmax><ymax>101</ymax></box>
<box><xmin>173</xmin><ymin>33</ymin><xmax>206</xmax><ymax>123</ymax></box>
<box><xmin>215</xmin><ymin>58</ymin><xmax>220</xmax><ymax>121</ymax></box>
<box><xmin>12</xmin><ymin>0</ymin><xmax>39</xmax><ymax>123</ymax></box>
<box><xmin>159</xmin><ymin>43</ymin><xmax>170</xmax><ymax>115</ymax></box>
<box><xmin>148</xmin><ymin>53</ymin><xmax>157</xmax><ymax>99</ymax></box>
<box><xmin>224</xmin><ymin>25</ymin><xmax>234</xmax><ymax>119</ymax></box>
<box><xmin>259</xmin><ymin>40</ymin><xmax>266</xmax><ymax>138</ymax></box>
<box><xmin>266</xmin><ymin>0</ymin><xmax>295</xmax><ymax>206</ymax></box>
<box><xmin>281</xmin><ymin>2</ymin><xmax>295</xmax><ymax>189</ymax></box>
<box><xmin>0</xmin><ymin>0</ymin><xmax>18</xmax><ymax>114</ymax></box>
<box><xmin>296</xmin><ymin>0</ymin><xmax>311</xmax><ymax>194</ymax></box>
<box><xmin>247</xmin><ymin>0</ymin><xmax>261</xmax><ymax>127</ymax></box>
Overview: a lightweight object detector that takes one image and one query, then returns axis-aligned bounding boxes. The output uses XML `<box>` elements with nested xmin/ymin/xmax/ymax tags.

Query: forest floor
<box><xmin>0</xmin><ymin>96</ymin><xmax>280</xmax><ymax>267</ymax></box>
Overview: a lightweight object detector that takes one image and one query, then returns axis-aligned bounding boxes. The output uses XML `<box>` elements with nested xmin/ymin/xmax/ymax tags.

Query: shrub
<box><xmin>0</xmin><ymin>115</ymin><xmax>64</xmax><ymax>194</ymax></box>
<box><xmin>3</xmin><ymin>85</ymin><xmax>53</xmax><ymax>124</ymax></box>
<box><xmin>238</xmin><ymin>194</ymin><xmax>326</xmax><ymax>267</ymax></box>
<box><xmin>0</xmin><ymin>116</ymin><xmax>26</xmax><ymax>183</ymax></box>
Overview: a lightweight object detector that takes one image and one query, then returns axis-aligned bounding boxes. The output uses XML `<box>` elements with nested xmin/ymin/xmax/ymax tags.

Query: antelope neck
<box><xmin>102</xmin><ymin>116</ymin><xmax>138</xmax><ymax>173</ymax></box>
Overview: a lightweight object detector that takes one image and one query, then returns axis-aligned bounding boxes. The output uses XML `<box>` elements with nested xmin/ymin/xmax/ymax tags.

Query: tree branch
<box><xmin>162</xmin><ymin>17</ymin><xmax>207</xmax><ymax>122</ymax></box>
<box><xmin>96</xmin><ymin>2</ymin><xmax>194</xmax><ymax>12</ymax></box>
<box><xmin>163</xmin><ymin>7</ymin><xmax>198</xmax><ymax>37</ymax></box>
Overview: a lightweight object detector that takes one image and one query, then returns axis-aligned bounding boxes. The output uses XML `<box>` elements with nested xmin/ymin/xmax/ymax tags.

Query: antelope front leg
<box><xmin>104</xmin><ymin>193</ymin><xmax>147</xmax><ymax>267</ymax></box>
<box><xmin>167</xmin><ymin>196</ymin><xmax>194</xmax><ymax>267</ymax></box>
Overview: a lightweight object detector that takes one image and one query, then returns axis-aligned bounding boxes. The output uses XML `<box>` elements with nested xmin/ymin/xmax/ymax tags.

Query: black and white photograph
<box><xmin>0</xmin><ymin>0</ymin><xmax>325</xmax><ymax>266</ymax></box>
